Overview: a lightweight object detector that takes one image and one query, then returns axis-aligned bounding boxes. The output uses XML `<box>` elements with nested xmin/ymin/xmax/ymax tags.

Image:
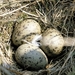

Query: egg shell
<box><xmin>15</xmin><ymin>44</ymin><xmax>48</xmax><ymax>70</ymax></box>
<box><xmin>12</xmin><ymin>19</ymin><xmax>41</xmax><ymax>46</ymax></box>
<box><xmin>41</xmin><ymin>28</ymin><xmax>64</xmax><ymax>57</ymax></box>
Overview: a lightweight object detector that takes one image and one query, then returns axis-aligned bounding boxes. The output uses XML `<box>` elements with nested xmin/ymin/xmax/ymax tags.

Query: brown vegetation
<box><xmin>0</xmin><ymin>0</ymin><xmax>75</xmax><ymax>75</ymax></box>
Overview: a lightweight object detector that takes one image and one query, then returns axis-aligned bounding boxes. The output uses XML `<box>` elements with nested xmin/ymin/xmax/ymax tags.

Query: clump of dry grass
<box><xmin>0</xmin><ymin>0</ymin><xmax>75</xmax><ymax>75</ymax></box>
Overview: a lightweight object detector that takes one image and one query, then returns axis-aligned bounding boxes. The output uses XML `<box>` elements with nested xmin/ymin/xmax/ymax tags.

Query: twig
<box><xmin>21</xmin><ymin>9</ymin><xmax>39</xmax><ymax>18</ymax></box>
<box><xmin>0</xmin><ymin>65</ymin><xmax>12</xmax><ymax>75</ymax></box>
<box><xmin>7</xmin><ymin>68</ymin><xmax>23</xmax><ymax>75</ymax></box>
<box><xmin>0</xmin><ymin>4</ymin><xmax>29</xmax><ymax>16</ymax></box>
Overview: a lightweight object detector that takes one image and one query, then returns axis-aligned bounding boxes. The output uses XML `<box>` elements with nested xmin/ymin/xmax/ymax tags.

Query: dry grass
<box><xmin>0</xmin><ymin>0</ymin><xmax>75</xmax><ymax>75</ymax></box>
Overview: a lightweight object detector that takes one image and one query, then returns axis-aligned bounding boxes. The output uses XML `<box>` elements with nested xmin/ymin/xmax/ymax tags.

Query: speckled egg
<box><xmin>40</xmin><ymin>28</ymin><xmax>64</xmax><ymax>57</ymax></box>
<box><xmin>12</xmin><ymin>19</ymin><xmax>41</xmax><ymax>46</ymax></box>
<box><xmin>15</xmin><ymin>44</ymin><xmax>48</xmax><ymax>70</ymax></box>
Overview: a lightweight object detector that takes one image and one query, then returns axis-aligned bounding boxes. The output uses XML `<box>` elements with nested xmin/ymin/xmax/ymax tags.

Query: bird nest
<box><xmin>0</xmin><ymin>0</ymin><xmax>75</xmax><ymax>75</ymax></box>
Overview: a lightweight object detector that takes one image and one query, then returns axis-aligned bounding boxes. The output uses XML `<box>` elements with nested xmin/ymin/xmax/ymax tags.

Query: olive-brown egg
<box><xmin>40</xmin><ymin>28</ymin><xmax>64</xmax><ymax>57</ymax></box>
<box><xmin>12</xmin><ymin>19</ymin><xmax>41</xmax><ymax>46</ymax></box>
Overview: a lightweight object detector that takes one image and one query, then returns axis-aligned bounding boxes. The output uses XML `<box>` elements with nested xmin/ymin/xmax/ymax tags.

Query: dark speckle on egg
<box><xmin>15</xmin><ymin>40</ymin><xmax>18</xmax><ymax>43</ymax></box>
